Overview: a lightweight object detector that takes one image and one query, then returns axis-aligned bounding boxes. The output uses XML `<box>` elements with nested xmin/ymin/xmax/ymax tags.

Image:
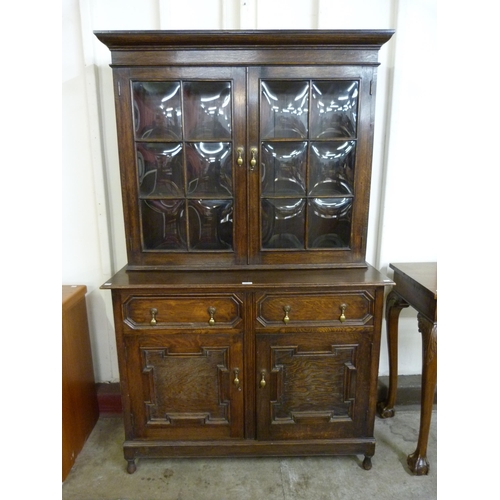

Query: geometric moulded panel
<box><xmin>271</xmin><ymin>344</ymin><xmax>357</xmax><ymax>424</ymax></box>
<box><xmin>142</xmin><ymin>348</ymin><xmax>230</xmax><ymax>426</ymax></box>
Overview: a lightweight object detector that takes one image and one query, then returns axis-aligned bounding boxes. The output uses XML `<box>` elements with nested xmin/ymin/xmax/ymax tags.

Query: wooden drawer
<box><xmin>122</xmin><ymin>293</ymin><xmax>243</xmax><ymax>330</ymax></box>
<box><xmin>256</xmin><ymin>291</ymin><xmax>374</xmax><ymax>328</ymax></box>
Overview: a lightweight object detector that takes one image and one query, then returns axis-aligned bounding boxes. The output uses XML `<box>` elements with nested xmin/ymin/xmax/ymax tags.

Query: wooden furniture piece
<box><xmin>377</xmin><ymin>262</ymin><xmax>437</xmax><ymax>475</ymax></box>
<box><xmin>96</xmin><ymin>30</ymin><xmax>394</xmax><ymax>473</ymax></box>
<box><xmin>62</xmin><ymin>285</ymin><xmax>99</xmax><ymax>481</ymax></box>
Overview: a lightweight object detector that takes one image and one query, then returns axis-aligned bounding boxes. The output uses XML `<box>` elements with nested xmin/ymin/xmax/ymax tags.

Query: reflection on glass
<box><xmin>261</xmin><ymin>81</ymin><xmax>309</xmax><ymax>139</ymax></box>
<box><xmin>188</xmin><ymin>200</ymin><xmax>233</xmax><ymax>250</ymax></box>
<box><xmin>310</xmin><ymin>197</ymin><xmax>352</xmax><ymax>219</ymax></box>
<box><xmin>183</xmin><ymin>81</ymin><xmax>232</xmax><ymax>140</ymax></box>
<box><xmin>133</xmin><ymin>82</ymin><xmax>182</xmax><ymax>140</ymax></box>
<box><xmin>141</xmin><ymin>199</ymin><xmax>187</xmax><ymax>250</ymax></box>
<box><xmin>309</xmin><ymin>141</ymin><xmax>355</xmax><ymax>196</ymax></box>
<box><xmin>261</xmin><ymin>198</ymin><xmax>305</xmax><ymax>249</ymax></box>
<box><xmin>261</xmin><ymin>142</ymin><xmax>307</xmax><ymax>195</ymax></box>
<box><xmin>133</xmin><ymin>80</ymin><xmax>235</xmax><ymax>254</ymax></box>
<box><xmin>311</xmin><ymin>81</ymin><xmax>358</xmax><ymax>139</ymax></box>
<box><xmin>137</xmin><ymin>143</ymin><xmax>184</xmax><ymax>197</ymax></box>
<box><xmin>186</xmin><ymin>142</ymin><xmax>232</xmax><ymax>196</ymax></box>
<box><xmin>308</xmin><ymin>198</ymin><xmax>352</xmax><ymax>249</ymax></box>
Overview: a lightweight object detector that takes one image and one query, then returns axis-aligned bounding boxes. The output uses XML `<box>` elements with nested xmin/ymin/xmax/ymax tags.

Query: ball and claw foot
<box><xmin>377</xmin><ymin>401</ymin><xmax>395</xmax><ymax>419</ymax></box>
<box><xmin>126</xmin><ymin>459</ymin><xmax>137</xmax><ymax>474</ymax></box>
<box><xmin>362</xmin><ymin>455</ymin><xmax>372</xmax><ymax>470</ymax></box>
<box><xmin>407</xmin><ymin>452</ymin><xmax>429</xmax><ymax>475</ymax></box>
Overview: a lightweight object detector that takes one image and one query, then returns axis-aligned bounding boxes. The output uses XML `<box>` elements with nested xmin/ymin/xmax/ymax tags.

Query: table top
<box><xmin>389</xmin><ymin>263</ymin><xmax>436</xmax><ymax>321</ymax></box>
<box><xmin>389</xmin><ymin>263</ymin><xmax>437</xmax><ymax>299</ymax></box>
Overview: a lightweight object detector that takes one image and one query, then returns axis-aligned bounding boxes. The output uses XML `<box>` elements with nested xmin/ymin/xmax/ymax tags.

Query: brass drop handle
<box><xmin>236</xmin><ymin>147</ymin><xmax>244</xmax><ymax>167</ymax></box>
<box><xmin>149</xmin><ymin>308</ymin><xmax>158</xmax><ymax>326</ymax></box>
<box><xmin>259</xmin><ymin>371</ymin><xmax>266</xmax><ymax>388</ymax></box>
<box><xmin>233</xmin><ymin>368</ymin><xmax>241</xmax><ymax>390</ymax></box>
<box><xmin>339</xmin><ymin>303</ymin><xmax>347</xmax><ymax>323</ymax></box>
<box><xmin>250</xmin><ymin>148</ymin><xmax>257</xmax><ymax>171</ymax></box>
<box><xmin>283</xmin><ymin>305</ymin><xmax>291</xmax><ymax>324</ymax></box>
<box><xmin>208</xmin><ymin>306</ymin><xmax>216</xmax><ymax>326</ymax></box>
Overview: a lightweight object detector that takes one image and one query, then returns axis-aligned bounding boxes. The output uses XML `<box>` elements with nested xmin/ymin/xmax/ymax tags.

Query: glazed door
<box><xmin>255</xmin><ymin>330</ymin><xmax>372</xmax><ymax>440</ymax></box>
<box><xmin>113</xmin><ymin>66</ymin><xmax>247</xmax><ymax>268</ymax></box>
<box><xmin>247</xmin><ymin>66</ymin><xmax>376</xmax><ymax>267</ymax></box>
<box><xmin>125</xmin><ymin>332</ymin><xmax>244</xmax><ymax>441</ymax></box>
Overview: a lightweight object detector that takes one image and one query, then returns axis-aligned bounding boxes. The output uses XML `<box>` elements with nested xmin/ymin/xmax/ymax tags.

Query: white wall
<box><xmin>62</xmin><ymin>0</ymin><xmax>437</xmax><ymax>383</ymax></box>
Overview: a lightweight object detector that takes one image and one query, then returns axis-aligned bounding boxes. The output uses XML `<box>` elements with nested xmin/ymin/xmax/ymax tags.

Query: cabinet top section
<box><xmin>94</xmin><ymin>29</ymin><xmax>394</xmax><ymax>66</ymax></box>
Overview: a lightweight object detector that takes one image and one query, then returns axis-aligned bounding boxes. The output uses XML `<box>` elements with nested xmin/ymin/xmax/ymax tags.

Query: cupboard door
<box><xmin>247</xmin><ymin>66</ymin><xmax>376</xmax><ymax>267</ymax></box>
<box><xmin>124</xmin><ymin>332</ymin><xmax>244</xmax><ymax>441</ymax></box>
<box><xmin>255</xmin><ymin>330</ymin><xmax>372</xmax><ymax>440</ymax></box>
<box><xmin>114</xmin><ymin>66</ymin><xmax>247</xmax><ymax>268</ymax></box>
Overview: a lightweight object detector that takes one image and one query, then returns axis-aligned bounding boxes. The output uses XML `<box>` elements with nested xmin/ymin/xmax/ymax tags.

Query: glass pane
<box><xmin>309</xmin><ymin>141</ymin><xmax>355</xmax><ymax>196</ymax></box>
<box><xmin>183</xmin><ymin>81</ymin><xmax>232</xmax><ymax>140</ymax></box>
<box><xmin>261</xmin><ymin>81</ymin><xmax>309</xmax><ymax>139</ymax></box>
<box><xmin>188</xmin><ymin>200</ymin><xmax>233</xmax><ymax>250</ymax></box>
<box><xmin>141</xmin><ymin>199</ymin><xmax>187</xmax><ymax>250</ymax></box>
<box><xmin>137</xmin><ymin>143</ymin><xmax>184</xmax><ymax>197</ymax></box>
<box><xmin>261</xmin><ymin>198</ymin><xmax>305</xmax><ymax>249</ymax></box>
<box><xmin>308</xmin><ymin>198</ymin><xmax>352</xmax><ymax>249</ymax></box>
<box><xmin>133</xmin><ymin>82</ymin><xmax>182</xmax><ymax>140</ymax></box>
<box><xmin>186</xmin><ymin>142</ymin><xmax>232</xmax><ymax>196</ymax></box>
<box><xmin>261</xmin><ymin>142</ymin><xmax>307</xmax><ymax>196</ymax></box>
<box><xmin>310</xmin><ymin>81</ymin><xmax>358</xmax><ymax>139</ymax></box>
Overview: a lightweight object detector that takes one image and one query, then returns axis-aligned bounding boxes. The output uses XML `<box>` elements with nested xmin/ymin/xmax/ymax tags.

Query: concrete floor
<box><xmin>62</xmin><ymin>408</ymin><xmax>436</xmax><ymax>500</ymax></box>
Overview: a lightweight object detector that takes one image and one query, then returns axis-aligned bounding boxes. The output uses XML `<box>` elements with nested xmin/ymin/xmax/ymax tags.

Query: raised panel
<box><xmin>126</xmin><ymin>333</ymin><xmax>244</xmax><ymax>441</ymax></box>
<box><xmin>142</xmin><ymin>347</ymin><xmax>231</xmax><ymax>426</ymax></box>
<box><xmin>271</xmin><ymin>345</ymin><xmax>357</xmax><ymax>424</ymax></box>
<box><xmin>256</xmin><ymin>331</ymin><xmax>371</xmax><ymax>441</ymax></box>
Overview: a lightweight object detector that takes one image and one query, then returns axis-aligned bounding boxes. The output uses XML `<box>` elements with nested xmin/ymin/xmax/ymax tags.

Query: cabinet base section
<box><xmin>122</xmin><ymin>438</ymin><xmax>376</xmax><ymax>473</ymax></box>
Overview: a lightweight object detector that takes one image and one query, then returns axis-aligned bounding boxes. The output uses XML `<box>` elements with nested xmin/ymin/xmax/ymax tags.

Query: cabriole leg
<box><xmin>407</xmin><ymin>314</ymin><xmax>437</xmax><ymax>475</ymax></box>
<box><xmin>377</xmin><ymin>290</ymin><xmax>409</xmax><ymax>418</ymax></box>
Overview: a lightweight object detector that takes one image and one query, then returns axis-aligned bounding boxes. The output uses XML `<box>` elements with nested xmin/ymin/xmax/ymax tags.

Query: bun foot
<box><xmin>362</xmin><ymin>456</ymin><xmax>372</xmax><ymax>470</ymax></box>
<box><xmin>407</xmin><ymin>451</ymin><xmax>429</xmax><ymax>475</ymax></box>
<box><xmin>126</xmin><ymin>459</ymin><xmax>137</xmax><ymax>474</ymax></box>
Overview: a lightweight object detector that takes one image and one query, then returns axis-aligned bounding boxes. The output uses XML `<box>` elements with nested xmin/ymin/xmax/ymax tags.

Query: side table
<box><xmin>377</xmin><ymin>262</ymin><xmax>437</xmax><ymax>475</ymax></box>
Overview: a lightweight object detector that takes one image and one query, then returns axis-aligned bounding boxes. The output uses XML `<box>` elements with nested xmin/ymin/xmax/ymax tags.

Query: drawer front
<box><xmin>256</xmin><ymin>291</ymin><xmax>374</xmax><ymax>328</ymax></box>
<box><xmin>123</xmin><ymin>294</ymin><xmax>243</xmax><ymax>330</ymax></box>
